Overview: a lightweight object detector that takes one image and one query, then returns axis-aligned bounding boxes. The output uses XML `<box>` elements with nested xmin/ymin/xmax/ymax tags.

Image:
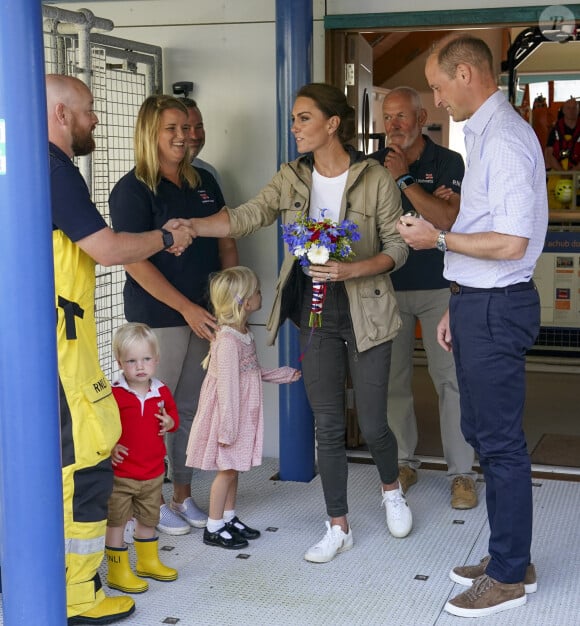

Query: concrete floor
<box><xmin>2</xmin><ymin>359</ymin><xmax>578</xmax><ymax>625</ymax></box>
<box><xmin>2</xmin><ymin>459</ymin><xmax>575</xmax><ymax>626</ymax></box>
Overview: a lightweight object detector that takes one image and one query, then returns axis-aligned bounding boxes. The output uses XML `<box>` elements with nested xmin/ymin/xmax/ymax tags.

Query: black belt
<box><xmin>450</xmin><ymin>280</ymin><xmax>535</xmax><ymax>295</ymax></box>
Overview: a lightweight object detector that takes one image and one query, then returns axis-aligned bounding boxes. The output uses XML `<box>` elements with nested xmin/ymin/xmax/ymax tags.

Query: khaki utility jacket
<box><xmin>227</xmin><ymin>150</ymin><xmax>407</xmax><ymax>353</ymax></box>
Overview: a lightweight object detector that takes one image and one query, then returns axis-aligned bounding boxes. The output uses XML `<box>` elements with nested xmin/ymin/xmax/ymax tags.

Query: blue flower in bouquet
<box><xmin>281</xmin><ymin>210</ymin><xmax>361</xmax><ymax>327</ymax></box>
<box><xmin>281</xmin><ymin>210</ymin><xmax>361</xmax><ymax>268</ymax></box>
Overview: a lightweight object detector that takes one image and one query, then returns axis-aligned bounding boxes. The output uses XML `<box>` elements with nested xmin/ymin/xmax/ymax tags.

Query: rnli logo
<box><xmin>93</xmin><ymin>378</ymin><xmax>108</xmax><ymax>394</ymax></box>
<box><xmin>198</xmin><ymin>189</ymin><xmax>212</xmax><ymax>203</ymax></box>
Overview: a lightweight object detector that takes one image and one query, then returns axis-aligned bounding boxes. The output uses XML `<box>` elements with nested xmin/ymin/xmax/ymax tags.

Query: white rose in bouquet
<box><xmin>307</xmin><ymin>245</ymin><xmax>330</xmax><ymax>265</ymax></box>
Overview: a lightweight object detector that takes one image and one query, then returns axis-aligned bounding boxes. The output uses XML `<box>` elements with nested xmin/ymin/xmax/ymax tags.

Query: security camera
<box><xmin>172</xmin><ymin>81</ymin><xmax>194</xmax><ymax>98</ymax></box>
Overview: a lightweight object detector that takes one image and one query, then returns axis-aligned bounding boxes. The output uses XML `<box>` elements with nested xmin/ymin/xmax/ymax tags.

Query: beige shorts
<box><xmin>107</xmin><ymin>474</ymin><xmax>164</xmax><ymax>528</ymax></box>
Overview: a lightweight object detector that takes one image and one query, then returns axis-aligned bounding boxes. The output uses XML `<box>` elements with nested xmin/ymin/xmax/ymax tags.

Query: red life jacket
<box><xmin>552</xmin><ymin>117</ymin><xmax>580</xmax><ymax>168</ymax></box>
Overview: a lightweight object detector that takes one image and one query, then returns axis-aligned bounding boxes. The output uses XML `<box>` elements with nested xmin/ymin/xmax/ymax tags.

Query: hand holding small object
<box><xmin>396</xmin><ymin>214</ymin><xmax>438</xmax><ymax>249</ymax></box>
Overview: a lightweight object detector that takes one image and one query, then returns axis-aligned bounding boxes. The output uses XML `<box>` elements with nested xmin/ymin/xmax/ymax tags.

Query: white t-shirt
<box><xmin>309</xmin><ymin>167</ymin><xmax>348</xmax><ymax>222</ymax></box>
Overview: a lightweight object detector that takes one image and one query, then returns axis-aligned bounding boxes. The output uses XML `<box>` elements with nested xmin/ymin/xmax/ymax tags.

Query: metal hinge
<box><xmin>345</xmin><ymin>63</ymin><xmax>355</xmax><ymax>86</ymax></box>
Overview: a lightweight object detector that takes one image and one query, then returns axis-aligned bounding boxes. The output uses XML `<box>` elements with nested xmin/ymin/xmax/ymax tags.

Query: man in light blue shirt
<box><xmin>398</xmin><ymin>34</ymin><xmax>547</xmax><ymax>619</ymax></box>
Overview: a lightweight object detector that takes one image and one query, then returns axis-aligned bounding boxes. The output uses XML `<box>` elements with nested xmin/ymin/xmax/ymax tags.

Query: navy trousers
<box><xmin>449</xmin><ymin>285</ymin><xmax>540</xmax><ymax>583</ymax></box>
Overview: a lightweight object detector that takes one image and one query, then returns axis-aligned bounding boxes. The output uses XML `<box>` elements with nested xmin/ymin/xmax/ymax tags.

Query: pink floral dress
<box><xmin>185</xmin><ymin>326</ymin><xmax>297</xmax><ymax>471</ymax></box>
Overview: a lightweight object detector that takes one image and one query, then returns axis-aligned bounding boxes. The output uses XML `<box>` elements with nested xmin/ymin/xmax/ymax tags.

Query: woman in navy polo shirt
<box><xmin>109</xmin><ymin>95</ymin><xmax>238</xmax><ymax>536</ymax></box>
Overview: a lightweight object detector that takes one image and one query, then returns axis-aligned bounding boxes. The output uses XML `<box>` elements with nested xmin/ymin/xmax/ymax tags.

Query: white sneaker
<box><xmin>123</xmin><ymin>517</ymin><xmax>136</xmax><ymax>544</ymax></box>
<box><xmin>304</xmin><ymin>521</ymin><xmax>353</xmax><ymax>563</ymax></box>
<box><xmin>381</xmin><ymin>486</ymin><xmax>412</xmax><ymax>538</ymax></box>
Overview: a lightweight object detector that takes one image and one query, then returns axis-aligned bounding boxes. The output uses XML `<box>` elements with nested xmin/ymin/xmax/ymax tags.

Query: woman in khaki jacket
<box><xmin>190</xmin><ymin>83</ymin><xmax>411</xmax><ymax>563</ymax></box>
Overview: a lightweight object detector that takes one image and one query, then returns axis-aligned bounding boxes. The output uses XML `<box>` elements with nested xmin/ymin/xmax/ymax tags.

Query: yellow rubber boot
<box><xmin>67</xmin><ymin>595</ymin><xmax>135</xmax><ymax>624</ymax></box>
<box><xmin>134</xmin><ymin>536</ymin><xmax>178</xmax><ymax>581</ymax></box>
<box><xmin>106</xmin><ymin>546</ymin><xmax>149</xmax><ymax>594</ymax></box>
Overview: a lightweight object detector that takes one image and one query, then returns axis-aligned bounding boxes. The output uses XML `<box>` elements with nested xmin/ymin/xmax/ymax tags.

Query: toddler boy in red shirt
<box><xmin>105</xmin><ymin>323</ymin><xmax>179</xmax><ymax>593</ymax></box>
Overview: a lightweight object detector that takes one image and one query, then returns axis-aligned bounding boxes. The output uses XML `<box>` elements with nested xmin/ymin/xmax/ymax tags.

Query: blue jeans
<box><xmin>449</xmin><ymin>285</ymin><xmax>540</xmax><ymax>583</ymax></box>
<box><xmin>300</xmin><ymin>281</ymin><xmax>398</xmax><ymax>517</ymax></box>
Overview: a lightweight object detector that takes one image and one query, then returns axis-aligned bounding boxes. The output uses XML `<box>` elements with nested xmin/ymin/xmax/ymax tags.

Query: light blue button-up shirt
<box><xmin>444</xmin><ymin>90</ymin><xmax>548</xmax><ymax>288</ymax></box>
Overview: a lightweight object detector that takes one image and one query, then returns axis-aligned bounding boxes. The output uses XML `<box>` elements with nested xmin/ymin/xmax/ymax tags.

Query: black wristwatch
<box><xmin>161</xmin><ymin>228</ymin><xmax>174</xmax><ymax>250</ymax></box>
<box><xmin>396</xmin><ymin>173</ymin><xmax>416</xmax><ymax>191</ymax></box>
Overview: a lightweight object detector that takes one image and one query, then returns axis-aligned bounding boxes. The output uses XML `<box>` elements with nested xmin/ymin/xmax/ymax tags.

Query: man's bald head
<box><xmin>46</xmin><ymin>74</ymin><xmax>98</xmax><ymax>157</ymax></box>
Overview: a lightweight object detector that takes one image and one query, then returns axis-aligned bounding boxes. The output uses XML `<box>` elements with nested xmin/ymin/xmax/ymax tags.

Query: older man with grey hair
<box><xmin>369</xmin><ymin>86</ymin><xmax>476</xmax><ymax>509</ymax></box>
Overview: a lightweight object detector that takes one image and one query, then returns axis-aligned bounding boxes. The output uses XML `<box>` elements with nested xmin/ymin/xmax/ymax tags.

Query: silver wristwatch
<box><xmin>436</xmin><ymin>230</ymin><xmax>448</xmax><ymax>252</ymax></box>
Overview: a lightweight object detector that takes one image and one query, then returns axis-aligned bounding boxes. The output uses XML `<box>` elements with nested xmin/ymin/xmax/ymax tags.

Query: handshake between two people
<box><xmin>163</xmin><ymin>211</ymin><xmax>229</xmax><ymax>256</ymax></box>
<box><xmin>162</xmin><ymin>218</ymin><xmax>196</xmax><ymax>256</ymax></box>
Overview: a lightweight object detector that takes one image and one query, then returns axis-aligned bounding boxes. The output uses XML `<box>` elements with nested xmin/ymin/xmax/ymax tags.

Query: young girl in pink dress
<box><xmin>185</xmin><ymin>266</ymin><xmax>301</xmax><ymax>549</ymax></box>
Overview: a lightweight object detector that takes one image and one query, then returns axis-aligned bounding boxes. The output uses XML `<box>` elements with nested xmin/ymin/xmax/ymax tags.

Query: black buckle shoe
<box><xmin>225</xmin><ymin>516</ymin><xmax>261</xmax><ymax>540</ymax></box>
<box><xmin>203</xmin><ymin>526</ymin><xmax>248</xmax><ymax>549</ymax></box>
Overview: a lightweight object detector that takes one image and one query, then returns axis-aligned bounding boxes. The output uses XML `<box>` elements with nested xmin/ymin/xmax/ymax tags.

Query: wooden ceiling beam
<box><xmin>373</xmin><ymin>31</ymin><xmax>452</xmax><ymax>86</ymax></box>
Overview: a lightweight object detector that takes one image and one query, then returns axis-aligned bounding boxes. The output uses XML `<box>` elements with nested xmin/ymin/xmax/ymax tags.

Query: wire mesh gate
<box><xmin>42</xmin><ymin>6</ymin><xmax>163</xmax><ymax>377</ymax></box>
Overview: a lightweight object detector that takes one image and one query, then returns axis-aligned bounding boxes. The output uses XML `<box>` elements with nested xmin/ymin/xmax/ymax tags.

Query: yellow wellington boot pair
<box><xmin>106</xmin><ymin>537</ymin><xmax>177</xmax><ymax>593</ymax></box>
<box><xmin>106</xmin><ymin>537</ymin><xmax>177</xmax><ymax>594</ymax></box>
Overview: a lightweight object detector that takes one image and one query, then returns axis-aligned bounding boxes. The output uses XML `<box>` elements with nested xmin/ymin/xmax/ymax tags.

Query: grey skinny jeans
<box><xmin>299</xmin><ymin>281</ymin><xmax>398</xmax><ymax>517</ymax></box>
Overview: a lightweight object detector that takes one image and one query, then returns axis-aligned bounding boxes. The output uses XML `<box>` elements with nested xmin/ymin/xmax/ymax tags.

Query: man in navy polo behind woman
<box><xmin>370</xmin><ymin>86</ymin><xmax>477</xmax><ymax>509</ymax></box>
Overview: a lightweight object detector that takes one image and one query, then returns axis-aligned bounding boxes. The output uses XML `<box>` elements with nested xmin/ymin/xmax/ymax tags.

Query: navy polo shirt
<box><xmin>369</xmin><ymin>135</ymin><xmax>464</xmax><ymax>291</ymax></box>
<box><xmin>50</xmin><ymin>143</ymin><xmax>107</xmax><ymax>240</ymax></box>
<box><xmin>109</xmin><ymin>167</ymin><xmax>224</xmax><ymax>328</ymax></box>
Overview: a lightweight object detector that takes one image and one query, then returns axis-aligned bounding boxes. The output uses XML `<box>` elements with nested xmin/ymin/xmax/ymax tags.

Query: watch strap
<box><xmin>161</xmin><ymin>228</ymin><xmax>174</xmax><ymax>250</ymax></box>
<box><xmin>396</xmin><ymin>174</ymin><xmax>416</xmax><ymax>191</ymax></box>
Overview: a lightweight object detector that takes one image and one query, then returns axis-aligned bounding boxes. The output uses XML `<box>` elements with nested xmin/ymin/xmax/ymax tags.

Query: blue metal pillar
<box><xmin>0</xmin><ymin>1</ymin><xmax>67</xmax><ymax>623</ymax></box>
<box><xmin>275</xmin><ymin>0</ymin><xmax>315</xmax><ymax>481</ymax></box>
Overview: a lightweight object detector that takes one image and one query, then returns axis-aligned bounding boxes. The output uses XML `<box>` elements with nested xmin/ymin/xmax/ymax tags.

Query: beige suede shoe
<box><xmin>451</xmin><ymin>475</ymin><xmax>478</xmax><ymax>509</ymax></box>
<box><xmin>450</xmin><ymin>555</ymin><xmax>538</xmax><ymax>594</ymax></box>
<box><xmin>445</xmin><ymin>574</ymin><xmax>526</xmax><ymax>618</ymax></box>
<box><xmin>397</xmin><ymin>465</ymin><xmax>417</xmax><ymax>494</ymax></box>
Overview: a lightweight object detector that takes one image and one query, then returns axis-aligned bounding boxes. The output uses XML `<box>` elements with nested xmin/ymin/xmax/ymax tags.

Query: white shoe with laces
<box><xmin>382</xmin><ymin>485</ymin><xmax>412</xmax><ymax>538</ymax></box>
<box><xmin>304</xmin><ymin>521</ymin><xmax>353</xmax><ymax>563</ymax></box>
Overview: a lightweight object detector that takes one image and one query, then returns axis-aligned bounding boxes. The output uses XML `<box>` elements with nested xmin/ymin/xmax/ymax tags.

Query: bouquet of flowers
<box><xmin>281</xmin><ymin>210</ymin><xmax>360</xmax><ymax>327</ymax></box>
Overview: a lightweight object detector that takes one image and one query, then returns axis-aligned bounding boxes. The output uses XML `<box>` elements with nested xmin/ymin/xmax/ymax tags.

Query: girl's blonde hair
<box><xmin>113</xmin><ymin>322</ymin><xmax>160</xmax><ymax>363</ymax></box>
<box><xmin>201</xmin><ymin>266</ymin><xmax>259</xmax><ymax>369</ymax></box>
<box><xmin>134</xmin><ymin>94</ymin><xmax>200</xmax><ymax>193</ymax></box>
